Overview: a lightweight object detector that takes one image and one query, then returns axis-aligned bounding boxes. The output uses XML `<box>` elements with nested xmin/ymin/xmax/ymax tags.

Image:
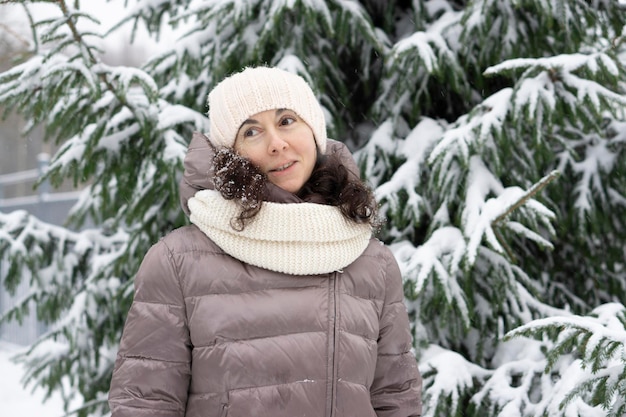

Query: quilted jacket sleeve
<box><xmin>108</xmin><ymin>240</ymin><xmax>192</xmax><ymax>417</ymax></box>
<box><xmin>371</xmin><ymin>248</ymin><xmax>422</xmax><ymax>417</ymax></box>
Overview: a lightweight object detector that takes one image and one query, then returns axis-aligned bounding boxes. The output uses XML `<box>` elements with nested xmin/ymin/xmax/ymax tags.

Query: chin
<box><xmin>276</xmin><ymin>182</ymin><xmax>302</xmax><ymax>194</ymax></box>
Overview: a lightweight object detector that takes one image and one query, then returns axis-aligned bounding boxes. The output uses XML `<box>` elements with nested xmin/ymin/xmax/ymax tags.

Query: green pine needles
<box><xmin>506</xmin><ymin>303</ymin><xmax>626</xmax><ymax>417</ymax></box>
<box><xmin>0</xmin><ymin>0</ymin><xmax>625</xmax><ymax>416</ymax></box>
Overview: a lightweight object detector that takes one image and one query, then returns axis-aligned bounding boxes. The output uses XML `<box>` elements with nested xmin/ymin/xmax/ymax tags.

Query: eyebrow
<box><xmin>239</xmin><ymin>108</ymin><xmax>288</xmax><ymax>127</ymax></box>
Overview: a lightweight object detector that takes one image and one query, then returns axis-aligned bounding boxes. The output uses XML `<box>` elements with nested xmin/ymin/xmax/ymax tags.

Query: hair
<box><xmin>212</xmin><ymin>147</ymin><xmax>379</xmax><ymax>231</ymax></box>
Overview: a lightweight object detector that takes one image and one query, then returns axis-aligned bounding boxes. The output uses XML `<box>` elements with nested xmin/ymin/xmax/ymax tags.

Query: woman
<box><xmin>108</xmin><ymin>66</ymin><xmax>422</xmax><ymax>417</ymax></box>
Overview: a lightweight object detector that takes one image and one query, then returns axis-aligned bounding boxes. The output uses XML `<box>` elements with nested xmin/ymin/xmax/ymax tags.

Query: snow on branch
<box><xmin>0</xmin><ymin>54</ymin><xmax>69</xmax><ymax>107</ymax></box>
<box><xmin>554</xmin><ymin>129</ymin><xmax>623</xmax><ymax>229</ymax></box>
<box><xmin>0</xmin><ymin>209</ymin><xmax>128</xmax><ymax>323</ymax></box>
<box><xmin>428</xmin><ymin>88</ymin><xmax>513</xmax><ymax>175</ymax></box>
<box><xmin>0</xmin><ymin>203</ymin><xmax>131</xmax><ymax>412</ymax></box>
<box><xmin>391</xmin><ymin>31</ymin><xmax>443</xmax><ymax>73</ymax></box>
<box><xmin>508</xmin><ymin>303</ymin><xmax>626</xmax><ymax>363</ymax></box>
<box><xmin>463</xmin><ymin>158</ymin><xmax>557</xmax><ymax>265</ymax></box>
<box><xmin>378</xmin><ymin>24</ymin><xmax>466</xmax><ymax>122</ymax></box>
<box><xmin>471</xmin><ymin>338</ymin><xmax>552</xmax><ymax>417</ymax></box>
<box><xmin>561</xmin><ymin>71</ymin><xmax>626</xmax><ymax>111</ymax></box>
<box><xmin>48</xmin><ymin>60</ymin><xmax>100</xmax><ymax>91</ymax></box>
<box><xmin>336</xmin><ymin>0</ymin><xmax>384</xmax><ymax>49</ymax></box>
<box><xmin>484</xmin><ymin>53</ymin><xmax>618</xmax><ymax>78</ymax></box>
<box><xmin>505</xmin><ymin>303</ymin><xmax>626</xmax><ymax>417</ymax></box>
<box><xmin>374</xmin><ymin>118</ymin><xmax>444</xmax><ymax>223</ymax></box>
<box><xmin>485</xmin><ymin>52</ymin><xmax>626</xmax><ymax>127</ymax></box>
<box><xmin>572</xmin><ymin>138</ymin><xmax>618</xmax><ymax>215</ymax></box>
<box><xmin>356</xmin><ymin>119</ymin><xmax>398</xmax><ymax>186</ymax></box>
<box><xmin>419</xmin><ymin>344</ymin><xmax>491</xmax><ymax>417</ymax></box>
<box><xmin>393</xmin><ymin>227</ymin><xmax>469</xmax><ymax>326</ymax></box>
<box><xmin>94</xmin><ymin>63</ymin><xmax>159</xmax><ymax>99</ymax></box>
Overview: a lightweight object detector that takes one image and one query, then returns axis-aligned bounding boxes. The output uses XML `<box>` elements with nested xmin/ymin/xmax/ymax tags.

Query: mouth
<box><xmin>269</xmin><ymin>162</ymin><xmax>295</xmax><ymax>172</ymax></box>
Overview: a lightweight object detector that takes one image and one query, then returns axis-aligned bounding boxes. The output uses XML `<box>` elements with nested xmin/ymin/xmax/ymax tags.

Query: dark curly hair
<box><xmin>212</xmin><ymin>147</ymin><xmax>379</xmax><ymax>231</ymax></box>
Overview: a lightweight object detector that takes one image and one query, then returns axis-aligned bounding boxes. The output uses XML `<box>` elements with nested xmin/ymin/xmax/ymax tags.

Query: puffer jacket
<box><xmin>108</xmin><ymin>132</ymin><xmax>422</xmax><ymax>417</ymax></box>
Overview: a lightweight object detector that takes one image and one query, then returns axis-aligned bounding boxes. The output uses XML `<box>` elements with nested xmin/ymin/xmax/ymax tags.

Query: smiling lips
<box><xmin>270</xmin><ymin>161</ymin><xmax>296</xmax><ymax>173</ymax></box>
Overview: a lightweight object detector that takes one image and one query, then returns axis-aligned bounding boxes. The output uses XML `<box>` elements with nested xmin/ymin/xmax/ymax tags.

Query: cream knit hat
<box><xmin>208</xmin><ymin>66</ymin><xmax>327</xmax><ymax>153</ymax></box>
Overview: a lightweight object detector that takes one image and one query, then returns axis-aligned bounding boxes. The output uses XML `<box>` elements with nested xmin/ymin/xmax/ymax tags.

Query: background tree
<box><xmin>0</xmin><ymin>0</ymin><xmax>625</xmax><ymax>416</ymax></box>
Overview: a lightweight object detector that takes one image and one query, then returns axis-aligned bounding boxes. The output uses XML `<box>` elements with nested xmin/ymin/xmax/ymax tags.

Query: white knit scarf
<box><xmin>187</xmin><ymin>189</ymin><xmax>372</xmax><ymax>275</ymax></box>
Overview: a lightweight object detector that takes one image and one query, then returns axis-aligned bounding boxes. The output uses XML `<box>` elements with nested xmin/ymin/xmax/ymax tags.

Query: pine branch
<box><xmin>492</xmin><ymin>226</ymin><xmax>515</xmax><ymax>262</ymax></box>
<box><xmin>505</xmin><ymin>304</ymin><xmax>626</xmax><ymax>416</ymax></box>
<box><xmin>1</xmin><ymin>1</ymin><xmax>624</xmax><ymax>416</ymax></box>
<box><xmin>492</xmin><ymin>169</ymin><xmax>560</xmax><ymax>226</ymax></box>
<box><xmin>53</xmin><ymin>0</ymin><xmax>156</xmax><ymax>123</ymax></box>
<box><xmin>0</xmin><ymin>20</ymin><xmax>30</xmax><ymax>49</ymax></box>
<box><xmin>420</xmin><ymin>345</ymin><xmax>491</xmax><ymax>417</ymax></box>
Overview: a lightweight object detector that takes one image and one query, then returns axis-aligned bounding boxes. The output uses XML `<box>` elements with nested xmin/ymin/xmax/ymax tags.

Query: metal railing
<box><xmin>0</xmin><ymin>153</ymin><xmax>50</xmax><ymax>201</ymax></box>
<box><xmin>0</xmin><ymin>153</ymin><xmax>81</xmax><ymax>345</ymax></box>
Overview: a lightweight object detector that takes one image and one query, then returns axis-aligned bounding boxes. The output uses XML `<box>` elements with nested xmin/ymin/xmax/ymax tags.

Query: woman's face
<box><xmin>234</xmin><ymin>108</ymin><xmax>317</xmax><ymax>194</ymax></box>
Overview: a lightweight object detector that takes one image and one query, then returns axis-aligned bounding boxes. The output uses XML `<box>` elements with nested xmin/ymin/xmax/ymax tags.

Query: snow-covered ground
<box><xmin>0</xmin><ymin>341</ymin><xmax>66</xmax><ymax>417</ymax></box>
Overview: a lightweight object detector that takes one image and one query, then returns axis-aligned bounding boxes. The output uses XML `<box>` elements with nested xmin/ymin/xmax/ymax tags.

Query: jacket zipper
<box><xmin>327</xmin><ymin>272</ymin><xmax>340</xmax><ymax>417</ymax></box>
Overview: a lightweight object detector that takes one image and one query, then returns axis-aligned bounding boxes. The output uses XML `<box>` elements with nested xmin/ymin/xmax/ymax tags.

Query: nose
<box><xmin>267</xmin><ymin>129</ymin><xmax>288</xmax><ymax>154</ymax></box>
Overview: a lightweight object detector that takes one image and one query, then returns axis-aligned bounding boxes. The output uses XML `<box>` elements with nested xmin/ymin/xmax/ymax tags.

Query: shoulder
<box><xmin>360</xmin><ymin>238</ymin><xmax>403</xmax><ymax>291</ymax></box>
<box><xmin>341</xmin><ymin>238</ymin><xmax>402</xmax><ymax>306</ymax></box>
<box><xmin>139</xmin><ymin>225</ymin><xmax>227</xmax><ymax>272</ymax></box>
<box><xmin>360</xmin><ymin>237</ymin><xmax>397</xmax><ymax>265</ymax></box>
<box><xmin>134</xmin><ymin>225</ymin><xmax>229</xmax><ymax>297</ymax></box>
<box><xmin>158</xmin><ymin>224</ymin><xmax>224</xmax><ymax>255</ymax></box>
<box><xmin>346</xmin><ymin>238</ymin><xmax>400</xmax><ymax>283</ymax></box>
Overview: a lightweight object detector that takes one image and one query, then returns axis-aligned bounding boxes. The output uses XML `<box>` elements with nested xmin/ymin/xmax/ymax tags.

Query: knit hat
<box><xmin>208</xmin><ymin>66</ymin><xmax>327</xmax><ymax>153</ymax></box>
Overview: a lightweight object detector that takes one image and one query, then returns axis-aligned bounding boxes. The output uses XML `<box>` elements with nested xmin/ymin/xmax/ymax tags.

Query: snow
<box><xmin>420</xmin><ymin>344</ymin><xmax>491</xmax><ymax>413</ymax></box>
<box><xmin>0</xmin><ymin>0</ymin><xmax>177</xmax><ymax>65</ymax></box>
<box><xmin>0</xmin><ymin>0</ymin><xmax>624</xmax><ymax>415</ymax></box>
<box><xmin>0</xmin><ymin>341</ymin><xmax>66</xmax><ymax>417</ymax></box>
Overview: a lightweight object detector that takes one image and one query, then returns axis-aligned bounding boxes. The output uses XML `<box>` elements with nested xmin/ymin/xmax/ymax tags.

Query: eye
<box><xmin>243</xmin><ymin>127</ymin><xmax>260</xmax><ymax>137</ymax></box>
<box><xmin>279</xmin><ymin>115</ymin><xmax>296</xmax><ymax>126</ymax></box>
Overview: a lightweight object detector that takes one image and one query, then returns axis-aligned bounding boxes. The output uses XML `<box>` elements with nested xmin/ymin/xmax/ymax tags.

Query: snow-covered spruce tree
<box><xmin>359</xmin><ymin>1</ymin><xmax>626</xmax><ymax>416</ymax></box>
<box><xmin>361</xmin><ymin>1</ymin><xmax>626</xmax><ymax>416</ymax></box>
<box><xmin>0</xmin><ymin>0</ymin><xmax>206</xmax><ymax>414</ymax></box>
<box><xmin>0</xmin><ymin>0</ymin><xmax>624</xmax><ymax>416</ymax></box>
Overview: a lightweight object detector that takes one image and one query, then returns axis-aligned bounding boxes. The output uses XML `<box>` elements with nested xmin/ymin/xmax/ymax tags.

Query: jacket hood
<box><xmin>179</xmin><ymin>131</ymin><xmax>361</xmax><ymax>216</ymax></box>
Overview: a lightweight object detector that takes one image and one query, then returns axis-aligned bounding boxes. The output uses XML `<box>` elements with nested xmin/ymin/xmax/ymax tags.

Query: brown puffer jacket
<box><xmin>108</xmin><ymin>132</ymin><xmax>422</xmax><ymax>417</ymax></box>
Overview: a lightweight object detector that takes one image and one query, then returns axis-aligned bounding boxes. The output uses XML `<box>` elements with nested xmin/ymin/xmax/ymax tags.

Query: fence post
<box><xmin>37</xmin><ymin>152</ymin><xmax>50</xmax><ymax>199</ymax></box>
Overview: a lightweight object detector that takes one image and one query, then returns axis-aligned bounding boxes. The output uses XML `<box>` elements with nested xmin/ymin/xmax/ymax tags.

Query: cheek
<box><xmin>298</xmin><ymin>131</ymin><xmax>317</xmax><ymax>155</ymax></box>
<box><xmin>235</xmin><ymin>144</ymin><xmax>263</xmax><ymax>165</ymax></box>
<box><xmin>304</xmin><ymin>146</ymin><xmax>317</xmax><ymax>177</ymax></box>
<box><xmin>306</xmin><ymin>140</ymin><xmax>318</xmax><ymax>161</ymax></box>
